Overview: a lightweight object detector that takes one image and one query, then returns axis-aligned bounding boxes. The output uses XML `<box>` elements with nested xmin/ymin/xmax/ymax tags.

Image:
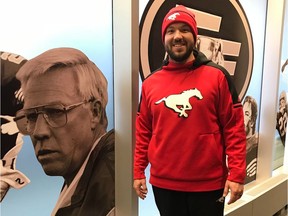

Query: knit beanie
<box><xmin>161</xmin><ymin>5</ymin><xmax>198</xmax><ymax>42</ymax></box>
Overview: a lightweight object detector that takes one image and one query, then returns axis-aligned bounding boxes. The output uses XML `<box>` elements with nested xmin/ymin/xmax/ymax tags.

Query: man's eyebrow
<box><xmin>21</xmin><ymin>104</ymin><xmax>61</xmax><ymax>111</ymax></box>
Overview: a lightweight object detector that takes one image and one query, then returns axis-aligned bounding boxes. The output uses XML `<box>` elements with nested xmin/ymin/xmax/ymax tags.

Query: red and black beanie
<box><xmin>161</xmin><ymin>5</ymin><xmax>198</xmax><ymax>42</ymax></box>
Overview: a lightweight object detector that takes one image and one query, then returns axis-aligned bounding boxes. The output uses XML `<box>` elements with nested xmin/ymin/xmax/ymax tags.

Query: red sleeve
<box><xmin>133</xmin><ymin>87</ymin><xmax>152</xmax><ymax>179</ymax></box>
<box><xmin>218</xmin><ymin>75</ymin><xmax>246</xmax><ymax>184</ymax></box>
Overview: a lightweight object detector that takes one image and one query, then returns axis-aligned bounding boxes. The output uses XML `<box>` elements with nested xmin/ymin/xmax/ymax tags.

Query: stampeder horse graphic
<box><xmin>155</xmin><ymin>88</ymin><xmax>203</xmax><ymax>117</ymax></box>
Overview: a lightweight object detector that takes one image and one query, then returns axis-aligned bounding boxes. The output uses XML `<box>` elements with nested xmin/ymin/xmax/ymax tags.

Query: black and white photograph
<box><xmin>0</xmin><ymin>1</ymin><xmax>114</xmax><ymax>216</ymax></box>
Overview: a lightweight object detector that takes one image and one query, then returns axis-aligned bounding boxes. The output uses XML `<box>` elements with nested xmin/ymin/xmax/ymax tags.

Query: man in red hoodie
<box><xmin>133</xmin><ymin>5</ymin><xmax>246</xmax><ymax>216</ymax></box>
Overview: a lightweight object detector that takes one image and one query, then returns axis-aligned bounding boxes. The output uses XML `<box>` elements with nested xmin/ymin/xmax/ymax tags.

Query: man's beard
<box><xmin>245</xmin><ymin>121</ymin><xmax>252</xmax><ymax>137</ymax></box>
<box><xmin>166</xmin><ymin>44</ymin><xmax>194</xmax><ymax>63</ymax></box>
<box><xmin>245</xmin><ymin>124</ymin><xmax>250</xmax><ymax>136</ymax></box>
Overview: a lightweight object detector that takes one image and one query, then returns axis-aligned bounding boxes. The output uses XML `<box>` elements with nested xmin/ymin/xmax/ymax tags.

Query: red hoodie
<box><xmin>134</xmin><ymin>50</ymin><xmax>246</xmax><ymax>192</ymax></box>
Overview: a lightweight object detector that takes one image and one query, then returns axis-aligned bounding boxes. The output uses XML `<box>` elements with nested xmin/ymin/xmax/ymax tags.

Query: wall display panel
<box><xmin>0</xmin><ymin>0</ymin><xmax>114</xmax><ymax>215</ymax></box>
<box><xmin>273</xmin><ymin>0</ymin><xmax>288</xmax><ymax>170</ymax></box>
<box><xmin>138</xmin><ymin>0</ymin><xmax>266</xmax><ymax>215</ymax></box>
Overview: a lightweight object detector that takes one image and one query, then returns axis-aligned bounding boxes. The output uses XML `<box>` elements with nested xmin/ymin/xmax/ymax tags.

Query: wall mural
<box><xmin>0</xmin><ymin>1</ymin><xmax>114</xmax><ymax>215</ymax></box>
<box><xmin>1</xmin><ymin>52</ymin><xmax>30</xmax><ymax>202</ymax></box>
<box><xmin>273</xmin><ymin>0</ymin><xmax>288</xmax><ymax>170</ymax></box>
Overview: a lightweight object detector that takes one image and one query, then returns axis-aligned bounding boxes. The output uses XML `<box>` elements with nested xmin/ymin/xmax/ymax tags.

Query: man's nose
<box><xmin>31</xmin><ymin>113</ymin><xmax>50</xmax><ymax>139</ymax></box>
<box><xmin>173</xmin><ymin>30</ymin><xmax>183</xmax><ymax>39</ymax></box>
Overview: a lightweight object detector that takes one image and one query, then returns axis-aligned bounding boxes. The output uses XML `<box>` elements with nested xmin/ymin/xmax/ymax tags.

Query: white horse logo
<box><xmin>155</xmin><ymin>88</ymin><xmax>203</xmax><ymax>117</ymax></box>
<box><xmin>167</xmin><ymin>12</ymin><xmax>180</xmax><ymax>21</ymax></box>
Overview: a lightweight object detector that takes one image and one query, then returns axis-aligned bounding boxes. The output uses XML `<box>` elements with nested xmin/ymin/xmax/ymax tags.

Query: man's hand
<box><xmin>133</xmin><ymin>178</ymin><xmax>148</xmax><ymax>200</ymax></box>
<box><xmin>223</xmin><ymin>180</ymin><xmax>244</xmax><ymax>205</ymax></box>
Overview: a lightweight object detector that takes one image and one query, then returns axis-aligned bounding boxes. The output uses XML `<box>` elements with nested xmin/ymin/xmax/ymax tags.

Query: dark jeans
<box><xmin>152</xmin><ymin>186</ymin><xmax>225</xmax><ymax>216</ymax></box>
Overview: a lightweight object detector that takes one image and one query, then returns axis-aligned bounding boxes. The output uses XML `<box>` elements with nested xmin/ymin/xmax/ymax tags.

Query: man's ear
<box><xmin>90</xmin><ymin>100</ymin><xmax>103</xmax><ymax>125</ymax></box>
